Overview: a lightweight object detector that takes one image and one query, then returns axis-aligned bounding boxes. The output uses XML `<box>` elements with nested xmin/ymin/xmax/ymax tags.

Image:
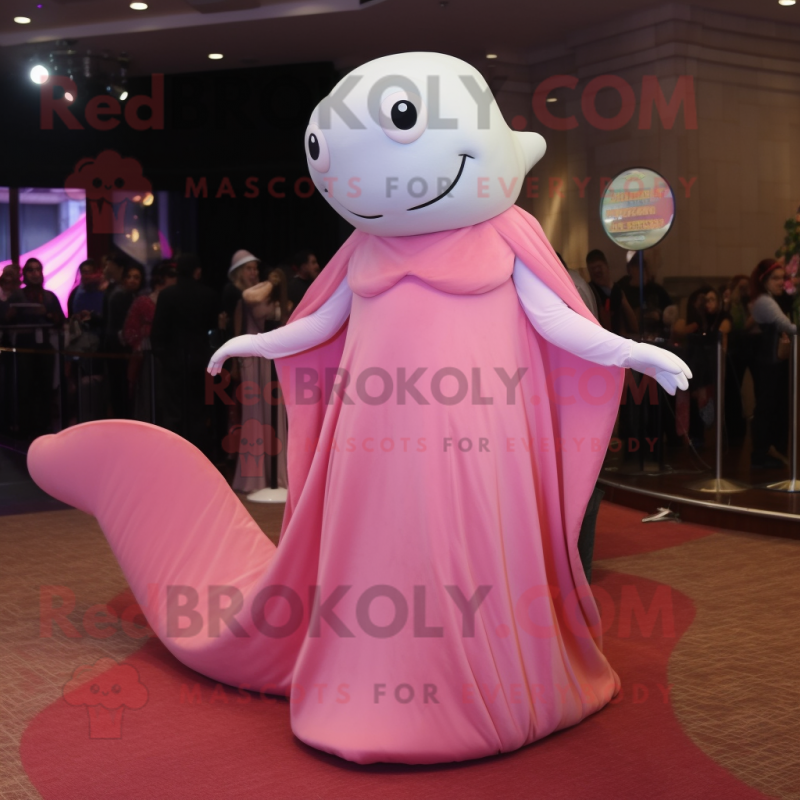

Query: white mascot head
<box><xmin>304</xmin><ymin>52</ymin><xmax>546</xmax><ymax>237</ymax></box>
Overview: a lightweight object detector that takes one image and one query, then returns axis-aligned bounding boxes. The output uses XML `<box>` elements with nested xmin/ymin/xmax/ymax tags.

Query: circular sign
<box><xmin>599</xmin><ymin>167</ymin><xmax>675</xmax><ymax>251</ymax></box>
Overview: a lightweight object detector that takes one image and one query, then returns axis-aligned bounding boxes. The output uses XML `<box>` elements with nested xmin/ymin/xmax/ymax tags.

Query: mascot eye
<box><xmin>304</xmin><ymin>123</ymin><xmax>330</xmax><ymax>173</ymax></box>
<box><xmin>114</xmin><ymin>177</ymin><xmax>125</xmax><ymax>189</ymax></box>
<box><xmin>112</xmin><ymin>684</ymin><xmax>121</xmax><ymax>693</ymax></box>
<box><xmin>92</xmin><ymin>178</ymin><xmax>102</xmax><ymax>188</ymax></box>
<box><xmin>391</xmin><ymin>101</ymin><xmax>416</xmax><ymax>130</ymax></box>
<box><xmin>380</xmin><ymin>90</ymin><xmax>427</xmax><ymax>144</ymax></box>
<box><xmin>91</xmin><ymin>684</ymin><xmax>100</xmax><ymax>694</ymax></box>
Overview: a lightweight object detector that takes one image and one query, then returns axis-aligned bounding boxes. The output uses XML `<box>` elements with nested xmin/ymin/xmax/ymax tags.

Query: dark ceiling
<box><xmin>0</xmin><ymin>0</ymin><xmax>798</xmax><ymax>79</ymax></box>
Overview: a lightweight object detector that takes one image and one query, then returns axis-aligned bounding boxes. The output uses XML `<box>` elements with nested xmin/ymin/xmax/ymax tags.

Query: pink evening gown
<box><xmin>28</xmin><ymin>206</ymin><xmax>622</xmax><ymax>764</ymax></box>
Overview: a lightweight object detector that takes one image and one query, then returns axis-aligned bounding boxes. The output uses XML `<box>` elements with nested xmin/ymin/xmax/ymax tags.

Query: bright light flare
<box><xmin>30</xmin><ymin>64</ymin><xmax>49</xmax><ymax>84</ymax></box>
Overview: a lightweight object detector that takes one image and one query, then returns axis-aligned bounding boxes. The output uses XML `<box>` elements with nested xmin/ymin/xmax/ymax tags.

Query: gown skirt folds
<box><xmin>26</xmin><ymin>206</ymin><xmax>622</xmax><ymax>765</ymax></box>
<box><xmin>275</xmin><ymin>207</ymin><xmax>622</xmax><ymax>763</ymax></box>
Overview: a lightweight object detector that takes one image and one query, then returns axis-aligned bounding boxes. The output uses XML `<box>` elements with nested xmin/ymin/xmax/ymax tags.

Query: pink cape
<box><xmin>28</xmin><ymin>205</ymin><xmax>622</xmax><ymax>765</ymax></box>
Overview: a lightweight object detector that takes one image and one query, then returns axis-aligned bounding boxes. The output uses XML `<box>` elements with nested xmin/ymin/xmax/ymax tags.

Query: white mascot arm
<box><xmin>207</xmin><ymin>277</ymin><xmax>353</xmax><ymax>375</ymax></box>
<box><xmin>512</xmin><ymin>259</ymin><xmax>691</xmax><ymax>395</ymax></box>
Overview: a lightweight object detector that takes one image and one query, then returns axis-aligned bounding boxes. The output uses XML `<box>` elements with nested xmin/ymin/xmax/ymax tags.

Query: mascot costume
<box><xmin>28</xmin><ymin>53</ymin><xmax>690</xmax><ymax>765</ymax></box>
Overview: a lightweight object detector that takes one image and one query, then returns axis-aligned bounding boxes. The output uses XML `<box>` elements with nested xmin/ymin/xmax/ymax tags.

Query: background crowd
<box><xmin>0</xmin><ymin>247</ymin><xmax>321</xmax><ymax>491</ymax></box>
<box><xmin>581</xmin><ymin>249</ymin><xmax>798</xmax><ymax>469</ymax></box>
<box><xmin>0</xmin><ymin>243</ymin><xmax>797</xmax><ymax>490</ymax></box>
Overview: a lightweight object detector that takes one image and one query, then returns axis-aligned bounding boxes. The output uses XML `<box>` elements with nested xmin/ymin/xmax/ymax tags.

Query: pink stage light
<box><xmin>158</xmin><ymin>229</ymin><xmax>173</xmax><ymax>259</ymax></box>
<box><xmin>0</xmin><ymin>215</ymin><xmax>88</xmax><ymax>314</ymax></box>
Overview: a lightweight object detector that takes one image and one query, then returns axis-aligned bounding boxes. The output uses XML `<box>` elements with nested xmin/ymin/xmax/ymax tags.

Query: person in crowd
<box><xmin>288</xmin><ymin>250</ymin><xmax>321</xmax><ymax>309</ymax></box>
<box><xmin>777</xmin><ymin>256</ymin><xmax>800</xmax><ymax>325</ymax></box>
<box><xmin>63</xmin><ymin>260</ymin><xmax>107</xmax><ymax>424</ymax></box>
<box><xmin>123</xmin><ymin>261</ymin><xmax>178</xmax><ymax>421</ymax></box>
<box><xmin>0</xmin><ymin>265</ymin><xmax>19</xmax><ymax>324</ymax></box>
<box><xmin>217</xmin><ymin>250</ymin><xmax>262</xmax><ymax>449</ymax></box>
<box><xmin>68</xmin><ymin>259</ymin><xmax>105</xmax><ymax>336</ymax></box>
<box><xmin>6</xmin><ymin>263</ymin><xmax>22</xmax><ymax>291</ymax></box>
<box><xmin>673</xmin><ymin>286</ymin><xmax>732</xmax><ymax>343</ymax></box>
<box><xmin>101</xmin><ymin>254</ymin><xmax>124</xmax><ymax>318</ymax></box>
<box><xmin>0</xmin><ymin>266</ymin><xmax>19</xmax><ymax>431</ymax></box>
<box><xmin>102</xmin><ymin>253</ymin><xmax>122</xmax><ymax>281</ymax></box>
<box><xmin>8</xmin><ymin>259</ymin><xmax>65</xmax><ymax>328</ymax></box>
<box><xmin>703</xmin><ymin>286</ymin><xmax>730</xmax><ymax>334</ymax></box>
<box><xmin>749</xmin><ymin>259</ymin><xmax>797</xmax><ymax>469</ymax></box>
<box><xmin>610</xmin><ymin>256</ymin><xmax>673</xmax><ymax>339</ymax></box>
<box><xmin>611</xmin><ymin>257</ymin><xmax>675</xmax><ymax>466</ymax></box>
<box><xmin>105</xmin><ymin>264</ymin><xmax>144</xmax><ymax>419</ymax></box>
<box><xmin>6</xmin><ymin>258</ymin><xmax>66</xmax><ymax>436</ymax></box>
<box><xmin>585</xmin><ymin>249</ymin><xmax>613</xmax><ymax>330</ymax></box>
<box><xmin>673</xmin><ymin>286</ymin><xmax>732</xmax><ymax>447</ymax></box>
<box><xmin>719</xmin><ymin>282</ymin><xmax>730</xmax><ymax>313</ymax></box>
<box><xmin>556</xmin><ymin>252</ymin><xmax>598</xmax><ymax>320</ymax></box>
<box><xmin>151</xmin><ymin>254</ymin><xmax>220</xmax><ymax>457</ymax></box>
<box><xmin>109</xmin><ymin>265</ymin><xmax>144</xmax><ymax>329</ymax></box>
<box><xmin>123</xmin><ymin>262</ymin><xmax>176</xmax><ymax>352</ymax></box>
<box><xmin>1</xmin><ymin>264</ymin><xmax>20</xmax><ymax>300</ymax></box>
<box><xmin>556</xmin><ymin>253</ymin><xmax>601</xmax><ymax>581</ymax></box>
<box><xmin>723</xmin><ymin>274</ymin><xmax>756</xmax><ymax>444</ymax></box>
<box><xmin>727</xmin><ymin>275</ymin><xmax>754</xmax><ymax>334</ymax></box>
<box><xmin>231</xmin><ymin>268</ymin><xmax>290</xmax><ymax>494</ymax></box>
<box><xmin>222</xmin><ymin>250</ymin><xmax>261</xmax><ymax>339</ymax></box>
<box><xmin>100</xmin><ymin>253</ymin><xmax>126</xmax><ymax>413</ymax></box>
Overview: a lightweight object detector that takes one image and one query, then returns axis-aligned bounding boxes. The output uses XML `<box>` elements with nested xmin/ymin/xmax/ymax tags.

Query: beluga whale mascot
<box><xmin>28</xmin><ymin>52</ymin><xmax>690</xmax><ymax>765</ymax></box>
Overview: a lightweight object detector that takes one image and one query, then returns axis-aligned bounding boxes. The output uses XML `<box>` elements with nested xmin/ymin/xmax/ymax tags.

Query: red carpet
<box><xmin>20</xmin><ymin>556</ymin><xmax>767</xmax><ymax>799</ymax></box>
<box><xmin>592</xmin><ymin>501</ymin><xmax>713</xmax><ymax>560</ymax></box>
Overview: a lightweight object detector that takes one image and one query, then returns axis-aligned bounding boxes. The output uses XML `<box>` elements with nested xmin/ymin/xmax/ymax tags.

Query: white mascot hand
<box><xmin>207</xmin><ymin>335</ymin><xmax>258</xmax><ymax>376</ymax></box>
<box><xmin>625</xmin><ymin>342</ymin><xmax>692</xmax><ymax>395</ymax></box>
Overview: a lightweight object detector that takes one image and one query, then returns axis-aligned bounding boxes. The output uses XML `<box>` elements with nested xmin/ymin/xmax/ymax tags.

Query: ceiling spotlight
<box><xmin>486</xmin><ymin>53</ymin><xmax>498</xmax><ymax>59</ymax></box>
<box><xmin>130</xmin><ymin>2</ymin><xmax>148</xmax><ymax>9</ymax></box>
<box><xmin>778</xmin><ymin>0</ymin><xmax>796</xmax><ymax>5</ymax></box>
<box><xmin>142</xmin><ymin>193</ymin><xmax>154</xmax><ymax>206</ymax></box>
<box><xmin>107</xmin><ymin>83</ymin><xmax>129</xmax><ymax>101</ymax></box>
<box><xmin>546</xmin><ymin>97</ymin><xmax>557</xmax><ymax>103</ymax></box>
<box><xmin>64</xmin><ymin>91</ymin><xmax>74</xmax><ymax>102</ymax></box>
<box><xmin>30</xmin><ymin>64</ymin><xmax>49</xmax><ymax>84</ymax></box>
<box><xmin>208</xmin><ymin>53</ymin><xmax>224</xmax><ymax>60</ymax></box>
<box><xmin>14</xmin><ymin>16</ymin><xmax>31</xmax><ymax>24</ymax></box>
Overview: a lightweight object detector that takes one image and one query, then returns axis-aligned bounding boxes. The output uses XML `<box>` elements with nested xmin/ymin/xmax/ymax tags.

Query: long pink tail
<box><xmin>28</xmin><ymin>421</ymin><xmax>303</xmax><ymax>691</ymax></box>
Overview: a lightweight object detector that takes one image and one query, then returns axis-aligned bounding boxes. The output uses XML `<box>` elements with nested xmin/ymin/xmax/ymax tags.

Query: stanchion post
<box><xmin>637</xmin><ymin>251</ymin><xmax>645</xmax><ymax>337</ymax></box>
<box><xmin>765</xmin><ymin>332</ymin><xmax>799</xmax><ymax>493</ymax></box>
<box><xmin>714</xmin><ymin>331</ymin><xmax>723</xmax><ymax>485</ymax></box>
<box><xmin>76</xmin><ymin>356</ymin><xmax>82</xmax><ymax>423</ymax></box>
<box><xmin>12</xmin><ymin>339</ymin><xmax>19</xmax><ymax>431</ymax></box>
<box><xmin>149</xmin><ymin>350</ymin><xmax>156</xmax><ymax>425</ymax></box>
<box><xmin>794</xmin><ymin>333</ymin><xmax>798</xmax><ymax>483</ymax></box>
<box><xmin>270</xmin><ymin>358</ymin><xmax>278</xmax><ymax>491</ymax></box>
<box><xmin>56</xmin><ymin>330</ymin><xmax>64</xmax><ymax>432</ymax></box>
<box><xmin>246</xmin><ymin>357</ymin><xmax>287</xmax><ymax>504</ymax></box>
<box><xmin>687</xmin><ymin>332</ymin><xmax>749</xmax><ymax>493</ymax></box>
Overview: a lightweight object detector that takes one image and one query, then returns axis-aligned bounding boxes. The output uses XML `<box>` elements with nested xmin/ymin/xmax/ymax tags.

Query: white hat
<box><xmin>228</xmin><ymin>249</ymin><xmax>260</xmax><ymax>276</ymax></box>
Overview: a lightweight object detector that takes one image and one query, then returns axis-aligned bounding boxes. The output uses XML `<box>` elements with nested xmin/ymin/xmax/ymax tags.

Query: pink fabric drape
<box><xmin>29</xmin><ymin>206</ymin><xmax>623</xmax><ymax>764</ymax></box>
